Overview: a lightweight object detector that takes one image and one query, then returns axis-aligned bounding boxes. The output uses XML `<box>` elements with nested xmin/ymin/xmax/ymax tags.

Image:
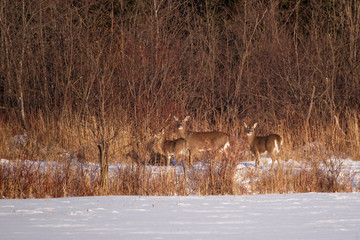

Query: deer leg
<box><xmin>225</xmin><ymin>148</ymin><xmax>230</xmax><ymax>159</ymax></box>
<box><xmin>183</xmin><ymin>153</ymin><xmax>187</xmax><ymax>175</ymax></box>
<box><xmin>183</xmin><ymin>161</ymin><xmax>187</xmax><ymax>180</ymax></box>
<box><xmin>275</xmin><ymin>155</ymin><xmax>281</xmax><ymax>170</ymax></box>
<box><xmin>166</xmin><ymin>154</ymin><xmax>171</xmax><ymax>166</ymax></box>
<box><xmin>255</xmin><ymin>152</ymin><xmax>260</xmax><ymax>169</ymax></box>
<box><xmin>270</xmin><ymin>156</ymin><xmax>275</xmax><ymax>170</ymax></box>
<box><xmin>269</xmin><ymin>153</ymin><xmax>278</xmax><ymax>170</ymax></box>
<box><xmin>222</xmin><ymin>147</ymin><xmax>229</xmax><ymax>160</ymax></box>
<box><xmin>173</xmin><ymin>155</ymin><xmax>179</xmax><ymax>167</ymax></box>
<box><xmin>213</xmin><ymin>154</ymin><xmax>219</xmax><ymax>170</ymax></box>
<box><xmin>189</xmin><ymin>150</ymin><xmax>193</xmax><ymax>168</ymax></box>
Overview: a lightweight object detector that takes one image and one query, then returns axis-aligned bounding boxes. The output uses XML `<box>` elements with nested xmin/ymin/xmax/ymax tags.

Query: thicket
<box><xmin>1</xmin><ymin>0</ymin><xmax>359</xmax><ymax>198</ymax></box>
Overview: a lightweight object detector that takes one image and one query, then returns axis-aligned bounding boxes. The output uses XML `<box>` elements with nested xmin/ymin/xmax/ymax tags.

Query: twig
<box><xmin>306</xmin><ymin>86</ymin><xmax>316</xmax><ymax>125</ymax></box>
<box><xmin>334</xmin><ymin>115</ymin><xmax>346</xmax><ymax>136</ymax></box>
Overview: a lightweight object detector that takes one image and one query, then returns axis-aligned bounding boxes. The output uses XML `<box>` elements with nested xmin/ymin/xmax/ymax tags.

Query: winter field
<box><xmin>1</xmin><ymin>156</ymin><xmax>360</xmax><ymax>240</ymax></box>
<box><xmin>1</xmin><ymin>193</ymin><xmax>360</xmax><ymax>240</ymax></box>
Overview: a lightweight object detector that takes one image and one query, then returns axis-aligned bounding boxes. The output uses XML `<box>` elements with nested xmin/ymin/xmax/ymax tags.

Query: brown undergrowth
<box><xmin>0</xmin><ymin>149</ymin><xmax>356</xmax><ymax>199</ymax></box>
<box><xmin>1</xmin><ymin>0</ymin><xmax>360</xmax><ymax>198</ymax></box>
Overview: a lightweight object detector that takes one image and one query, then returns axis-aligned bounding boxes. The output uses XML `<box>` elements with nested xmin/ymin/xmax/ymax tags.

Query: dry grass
<box><xmin>0</xmin><ymin>0</ymin><xmax>359</xmax><ymax>198</ymax></box>
<box><xmin>1</xmin><ymin>107</ymin><xmax>359</xmax><ymax>199</ymax></box>
<box><xmin>0</xmin><ymin>126</ymin><xmax>357</xmax><ymax>199</ymax></box>
<box><xmin>245</xmin><ymin>159</ymin><xmax>353</xmax><ymax>195</ymax></box>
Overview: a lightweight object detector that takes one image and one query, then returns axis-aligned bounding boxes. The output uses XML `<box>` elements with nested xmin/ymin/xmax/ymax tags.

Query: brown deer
<box><xmin>243</xmin><ymin>122</ymin><xmax>282</xmax><ymax>170</ymax></box>
<box><xmin>152</xmin><ymin>129</ymin><xmax>188</xmax><ymax>167</ymax></box>
<box><xmin>174</xmin><ymin>116</ymin><xmax>230</xmax><ymax>166</ymax></box>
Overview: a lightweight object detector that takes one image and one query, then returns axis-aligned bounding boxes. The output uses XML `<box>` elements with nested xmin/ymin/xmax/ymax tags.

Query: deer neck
<box><xmin>153</xmin><ymin>135</ymin><xmax>165</xmax><ymax>154</ymax></box>
<box><xmin>178</xmin><ymin>126</ymin><xmax>190</xmax><ymax>139</ymax></box>
<box><xmin>159</xmin><ymin>134</ymin><xmax>166</xmax><ymax>148</ymax></box>
<box><xmin>246</xmin><ymin>132</ymin><xmax>256</xmax><ymax>145</ymax></box>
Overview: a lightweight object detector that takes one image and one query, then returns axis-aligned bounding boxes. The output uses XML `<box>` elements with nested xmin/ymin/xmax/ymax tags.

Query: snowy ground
<box><xmin>2</xmin><ymin>155</ymin><xmax>360</xmax><ymax>191</ymax></box>
<box><xmin>1</xmin><ymin>156</ymin><xmax>360</xmax><ymax>239</ymax></box>
<box><xmin>1</xmin><ymin>193</ymin><xmax>360</xmax><ymax>240</ymax></box>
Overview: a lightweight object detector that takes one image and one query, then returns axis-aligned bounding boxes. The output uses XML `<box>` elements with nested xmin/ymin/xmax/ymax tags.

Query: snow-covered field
<box><xmin>1</xmin><ymin>193</ymin><xmax>360</xmax><ymax>240</ymax></box>
<box><xmin>1</xmin><ymin>156</ymin><xmax>360</xmax><ymax>239</ymax></box>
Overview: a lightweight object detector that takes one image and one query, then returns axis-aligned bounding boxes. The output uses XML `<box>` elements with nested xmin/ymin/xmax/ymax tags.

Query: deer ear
<box><xmin>253</xmin><ymin>123</ymin><xmax>258</xmax><ymax>128</ymax></box>
<box><xmin>243</xmin><ymin>122</ymin><xmax>248</xmax><ymax>128</ymax></box>
<box><xmin>173</xmin><ymin>116</ymin><xmax>179</xmax><ymax>121</ymax></box>
<box><xmin>184</xmin><ymin>116</ymin><xmax>190</xmax><ymax>122</ymax></box>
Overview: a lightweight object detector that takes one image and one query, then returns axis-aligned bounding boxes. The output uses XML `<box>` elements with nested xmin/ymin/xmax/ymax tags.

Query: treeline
<box><xmin>1</xmin><ymin>0</ymin><xmax>360</xmax><ymax>163</ymax></box>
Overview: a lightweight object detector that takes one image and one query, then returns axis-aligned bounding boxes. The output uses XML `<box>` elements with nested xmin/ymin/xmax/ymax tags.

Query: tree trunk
<box><xmin>98</xmin><ymin>141</ymin><xmax>109</xmax><ymax>190</ymax></box>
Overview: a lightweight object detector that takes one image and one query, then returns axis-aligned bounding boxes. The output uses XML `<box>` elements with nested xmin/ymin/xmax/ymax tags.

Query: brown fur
<box><xmin>153</xmin><ymin>129</ymin><xmax>187</xmax><ymax>166</ymax></box>
<box><xmin>174</xmin><ymin>116</ymin><xmax>230</xmax><ymax>166</ymax></box>
<box><xmin>244</xmin><ymin>122</ymin><xmax>282</xmax><ymax>170</ymax></box>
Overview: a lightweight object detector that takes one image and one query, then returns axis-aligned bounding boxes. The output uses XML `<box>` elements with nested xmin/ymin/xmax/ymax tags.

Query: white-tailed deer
<box><xmin>243</xmin><ymin>122</ymin><xmax>282</xmax><ymax>170</ymax></box>
<box><xmin>153</xmin><ymin>129</ymin><xmax>188</xmax><ymax>167</ymax></box>
<box><xmin>174</xmin><ymin>116</ymin><xmax>230</xmax><ymax>166</ymax></box>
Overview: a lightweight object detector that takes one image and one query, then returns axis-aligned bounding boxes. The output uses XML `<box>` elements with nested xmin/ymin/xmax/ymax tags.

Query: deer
<box><xmin>173</xmin><ymin>116</ymin><xmax>230</xmax><ymax>166</ymax></box>
<box><xmin>243</xmin><ymin>122</ymin><xmax>283</xmax><ymax>170</ymax></box>
<box><xmin>152</xmin><ymin>129</ymin><xmax>188</xmax><ymax>168</ymax></box>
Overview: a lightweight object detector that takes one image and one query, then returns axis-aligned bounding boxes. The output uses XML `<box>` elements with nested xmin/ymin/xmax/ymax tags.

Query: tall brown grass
<box><xmin>0</xmin><ymin>0</ymin><xmax>359</xmax><ymax>198</ymax></box>
<box><xmin>0</xmin><ymin>151</ymin><xmax>355</xmax><ymax>199</ymax></box>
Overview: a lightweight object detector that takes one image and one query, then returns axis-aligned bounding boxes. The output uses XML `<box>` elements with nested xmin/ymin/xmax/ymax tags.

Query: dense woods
<box><xmin>0</xmin><ymin>0</ymin><xmax>359</xmax><ymax>197</ymax></box>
